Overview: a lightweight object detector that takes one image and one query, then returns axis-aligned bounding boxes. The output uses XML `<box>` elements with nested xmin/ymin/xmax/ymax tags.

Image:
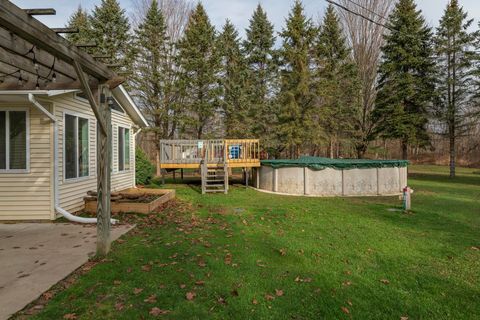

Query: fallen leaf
<box><xmin>231</xmin><ymin>289</ymin><xmax>239</xmax><ymax>296</ymax></box>
<box><xmin>470</xmin><ymin>246</ymin><xmax>479</xmax><ymax>251</ymax></box>
<box><xmin>252</xmin><ymin>298</ymin><xmax>258</xmax><ymax>305</ymax></box>
<box><xmin>197</xmin><ymin>259</ymin><xmax>206</xmax><ymax>268</ymax></box>
<box><xmin>217</xmin><ymin>296</ymin><xmax>226</xmax><ymax>304</ymax></box>
<box><xmin>341</xmin><ymin>306</ymin><xmax>350</xmax><ymax>314</ymax></box>
<box><xmin>42</xmin><ymin>291</ymin><xmax>54</xmax><ymax>301</ymax></box>
<box><xmin>275</xmin><ymin>289</ymin><xmax>284</xmax><ymax>297</ymax></box>
<box><xmin>195</xmin><ymin>280</ymin><xmax>205</xmax><ymax>286</ymax></box>
<box><xmin>114</xmin><ymin>302</ymin><xmax>124</xmax><ymax>311</ymax></box>
<box><xmin>133</xmin><ymin>288</ymin><xmax>143</xmax><ymax>295</ymax></box>
<box><xmin>63</xmin><ymin>314</ymin><xmax>77</xmax><ymax>320</ymax></box>
<box><xmin>265</xmin><ymin>294</ymin><xmax>275</xmax><ymax>301</ymax></box>
<box><xmin>400</xmin><ymin>316</ymin><xmax>409</xmax><ymax>320</ymax></box>
<box><xmin>149</xmin><ymin>307</ymin><xmax>170</xmax><ymax>316</ymax></box>
<box><xmin>380</xmin><ymin>279</ymin><xmax>390</xmax><ymax>285</ymax></box>
<box><xmin>180</xmin><ymin>284</ymin><xmax>186</xmax><ymax>289</ymax></box>
<box><xmin>186</xmin><ymin>291</ymin><xmax>196</xmax><ymax>301</ymax></box>
<box><xmin>278</xmin><ymin>248</ymin><xmax>287</xmax><ymax>256</ymax></box>
<box><xmin>113</xmin><ymin>280</ymin><xmax>122</xmax><ymax>285</ymax></box>
<box><xmin>144</xmin><ymin>295</ymin><xmax>157</xmax><ymax>303</ymax></box>
<box><xmin>343</xmin><ymin>281</ymin><xmax>352</xmax><ymax>287</ymax></box>
<box><xmin>141</xmin><ymin>265</ymin><xmax>152</xmax><ymax>272</ymax></box>
<box><xmin>224</xmin><ymin>253</ymin><xmax>232</xmax><ymax>265</ymax></box>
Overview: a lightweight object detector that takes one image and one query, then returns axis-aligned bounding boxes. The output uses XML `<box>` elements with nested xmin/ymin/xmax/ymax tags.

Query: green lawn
<box><xmin>29</xmin><ymin>165</ymin><xmax>479</xmax><ymax>319</ymax></box>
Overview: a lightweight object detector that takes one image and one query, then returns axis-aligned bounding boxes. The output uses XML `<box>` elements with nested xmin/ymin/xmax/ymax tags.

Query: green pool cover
<box><xmin>261</xmin><ymin>156</ymin><xmax>409</xmax><ymax>171</ymax></box>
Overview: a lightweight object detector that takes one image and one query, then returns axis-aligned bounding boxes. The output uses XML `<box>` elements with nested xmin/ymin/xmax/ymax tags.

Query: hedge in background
<box><xmin>135</xmin><ymin>148</ymin><xmax>155</xmax><ymax>185</ymax></box>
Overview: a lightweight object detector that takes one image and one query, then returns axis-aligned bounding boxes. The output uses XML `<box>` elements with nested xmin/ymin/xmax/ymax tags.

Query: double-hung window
<box><xmin>64</xmin><ymin>114</ymin><xmax>89</xmax><ymax>179</ymax></box>
<box><xmin>118</xmin><ymin>127</ymin><xmax>130</xmax><ymax>171</ymax></box>
<box><xmin>0</xmin><ymin>109</ymin><xmax>28</xmax><ymax>172</ymax></box>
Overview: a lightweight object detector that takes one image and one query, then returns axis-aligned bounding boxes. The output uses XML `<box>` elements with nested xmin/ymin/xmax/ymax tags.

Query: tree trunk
<box><xmin>401</xmin><ymin>141</ymin><xmax>408</xmax><ymax>160</ymax></box>
<box><xmin>449</xmin><ymin>128</ymin><xmax>456</xmax><ymax>178</ymax></box>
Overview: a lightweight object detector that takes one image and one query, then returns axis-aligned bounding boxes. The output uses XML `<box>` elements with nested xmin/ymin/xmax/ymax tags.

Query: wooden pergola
<box><xmin>0</xmin><ymin>0</ymin><xmax>123</xmax><ymax>255</ymax></box>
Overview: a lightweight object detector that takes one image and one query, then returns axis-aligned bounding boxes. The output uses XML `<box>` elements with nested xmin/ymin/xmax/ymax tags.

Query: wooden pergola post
<box><xmin>96</xmin><ymin>85</ymin><xmax>112</xmax><ymax>255</ymax></box>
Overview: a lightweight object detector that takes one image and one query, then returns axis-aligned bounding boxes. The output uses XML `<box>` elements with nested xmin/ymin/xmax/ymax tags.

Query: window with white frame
<box><xmin>0</xmin><ymin>110</ymin><xmax>28</xmax><ymax>171</ymax></box>
<box><xmin>118</xmin><ymin>127</ymin><xmax>130</xmax><ymax>171</ymax></box>
<box><xmin>64</xmin><ymin>114</ymin><xmax>89</xmax><ymax>179</ymax></box>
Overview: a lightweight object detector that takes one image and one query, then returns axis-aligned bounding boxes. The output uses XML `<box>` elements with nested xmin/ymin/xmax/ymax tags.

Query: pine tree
<box><xmin>434</xmin><ymin>0</ymin><xmax>478</xmax><ymax>178</ymax></box>
<box><xmin>243</xmin><ymin>4</ymin><xmax>278</xmax><ymax>155</ymax></box>
<box><xmin>90</xmin><ymin>0</ymin><xmax>132</xmax><ymax>71</ymax></box>
<box><xmin>278</xmin><ymin>1</ymin><xmax>317</xmax><ymax>157</ymax></box>
<box><xmin>65</xmin><ymin>6</ymin><xmax>93</xmax><ymax>46</ymax></box>
<box><xmin>218</xmin><ymin>20</ymin><xmax>249</xmax><ymax>138</ymax></box>
<box><xmin>176</xmin><ymin>3</ymin><xmax>221</xmax><ymax>138</ymax></box>
<box><xmin>374</xmin><ymin>0</ymin><xmax>436</xmax><ymax>160</ymax></box>
<box><xmin>132</xmin><ymin>0</ymin><xmax>176</xmax><ymax>137</ymax></box>
<box><xmin>314</xmin><ymin>5</ymin><xmax>358</xmax><ymax>158</ymax></box>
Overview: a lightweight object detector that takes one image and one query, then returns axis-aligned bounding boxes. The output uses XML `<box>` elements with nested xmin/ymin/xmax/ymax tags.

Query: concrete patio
<box><xmin>0</xmin><ymin>223</ymin><xmax>133</xmax><ymax>320</ymax></box>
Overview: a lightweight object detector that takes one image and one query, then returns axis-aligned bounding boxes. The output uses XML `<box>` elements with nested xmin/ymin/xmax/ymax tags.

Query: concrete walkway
<box><xmin>0</xmin><ymin>223</ymin><xmax>133</xmax><ymax>320</ymax></box>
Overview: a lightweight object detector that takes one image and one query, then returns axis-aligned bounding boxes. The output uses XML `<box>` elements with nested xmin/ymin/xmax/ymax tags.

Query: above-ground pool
<box><xmin>253</xmin><ymin>157</ymin><xmax>408</xmax><ymax>197</ymax></box>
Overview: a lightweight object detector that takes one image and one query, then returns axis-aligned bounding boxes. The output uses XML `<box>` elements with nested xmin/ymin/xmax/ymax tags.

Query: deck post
<box><xmin>245</xmin><ymin>167</ymin><xmax>249</xmax><ymax>187</ymax></box>
<box><xmin>181</xmin><ymin>168</ymin><xmax>184</xmax><ymax>180</ymax></box>
<box><xmin>96</xmin><ymin>85</ymin><xmax>112</xmax><ymax>256</ymax></box>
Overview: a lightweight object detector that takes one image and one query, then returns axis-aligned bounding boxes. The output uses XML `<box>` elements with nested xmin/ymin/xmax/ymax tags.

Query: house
<box><xmin>0</xmin><ymin>85</ymin><xmax>148</xmax><ymax>221</ymax></box>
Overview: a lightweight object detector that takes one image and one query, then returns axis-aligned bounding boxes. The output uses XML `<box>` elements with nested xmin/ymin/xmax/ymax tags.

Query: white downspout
<box><xmin>28</xmin><ymin>94</ymin><xmax>117</xmax><ymax>224</ymax></box>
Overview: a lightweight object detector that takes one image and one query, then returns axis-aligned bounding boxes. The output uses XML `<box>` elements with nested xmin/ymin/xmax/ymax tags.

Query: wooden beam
<box><xmin>0</xmin><ymin>0</ymin><xmax>115</xmax><ymax>80</ymax></box>
<box><xmin>73</xmin><ymin>60</ymin><xmax>107</xmax><ymax>135</ymax></box>
<box><xmin>0</xmin><ymin>47</ymin><xmax>70</xmax><ymax>83</ymax></box>
<box><xmin>24</xmin><ymin>9</ymin><xmax>56</xmax><ymax>16</ymax></box>
<box><xmin>96</xmin><ymin>85</ymin><xmax>112</xmax><ymax>256</ymax></box>
<box><xmin>0</xmin><ymin>28</ymin><xmax>77</xmax><ymax>81</ymax></box>
<box><xmin>52</xmin><ymin>27</ymin><xmax>78</xmax><ymax>34</ymax></box>
<box><xmin>105</xmin><ymin>76</ymin><xmax>125</xmax><ymax>89</ymax></box>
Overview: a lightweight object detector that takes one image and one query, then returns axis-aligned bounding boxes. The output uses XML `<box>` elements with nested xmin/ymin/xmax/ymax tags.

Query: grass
<box><xmin>27</xmin><ymin>165</ymin><xmax>479</xmax><ymax>319</ymax></box>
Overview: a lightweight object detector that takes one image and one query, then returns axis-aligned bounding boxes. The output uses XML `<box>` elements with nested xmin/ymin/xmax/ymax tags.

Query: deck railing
<box><xmin>159</xmin><ymin>139</ymin><xmax>260</xmax><ymax>167</ymax></box>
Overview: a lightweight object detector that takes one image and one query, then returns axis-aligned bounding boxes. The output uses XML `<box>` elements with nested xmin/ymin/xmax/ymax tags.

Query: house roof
<box><xmin>0</xmin><ymin>85</ymin><xmax>149</xmax><ymax>128</ymax></box>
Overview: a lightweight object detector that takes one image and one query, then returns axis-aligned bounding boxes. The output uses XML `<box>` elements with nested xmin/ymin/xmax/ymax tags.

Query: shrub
<box><xmin>135</xmin><ymin>148</ymin><xmax>155</xmax><ymax>185</ymax></box>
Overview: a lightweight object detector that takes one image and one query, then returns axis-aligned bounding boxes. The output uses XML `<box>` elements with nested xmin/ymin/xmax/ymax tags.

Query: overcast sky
<box><xmin>11</xmin><ymin>0</ymin><xmax>480</xmax><ymax>38</ymax></box>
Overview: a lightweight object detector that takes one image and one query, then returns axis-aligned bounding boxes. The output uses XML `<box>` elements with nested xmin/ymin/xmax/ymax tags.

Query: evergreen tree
<box><xmin>278</xmin><ymin>0</ymin><xmax>317</xmax><ymax>157</ymax></box>
<box><xmin>90</xmin><ymin>0</ymin><xmax>132</xmax><ymax>71</ymax></box>
<box><xmin>374</xmin><ymin>0</ymin><xmax>436</xmax><ymax>160</ymax></box>
<box><xmin>434</xmin><ymin>0</ymin><xmax>477</xmax><ymax>178</ymax></box>
<box><xmin>132</xmin><ymin>0</ymin><xmax>176</xmax><ymax>138</ymax></box>
<box><xmin>218</xmin><ymin>20</ymin><xmax>249</xmax><ymax>138</ymax></box>
<box><xmin>65</xmin><ymin>6</ymin><xmax>93</xmax><ymax>46</ymax></box>
<box><xmin>243</xmin><ymin>4</ymin><xmax>278</xmax><ymax>155</ymax></box>
<box><xmin>176</xmin><ymin>3</ymin><xmax>221</xmax><ymax>138</ymax></box>
<box><xmin>314</xmin><ymin>5</ymin><xmax>358</xmax><ymax>158</ymax></box>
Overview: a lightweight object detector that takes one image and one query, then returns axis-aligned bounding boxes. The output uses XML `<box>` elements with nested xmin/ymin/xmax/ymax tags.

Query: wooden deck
<box><xmin>159</xmin><ymin>139</ymin><xmax>261</xmax><ymax>169</ymax></box>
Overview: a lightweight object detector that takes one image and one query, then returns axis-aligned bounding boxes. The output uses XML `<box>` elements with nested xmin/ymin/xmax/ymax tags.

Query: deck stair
<box><xmin>201</xmin><ymin>162</ymin><xmax>228</xmax><ymax>194</ymax></box>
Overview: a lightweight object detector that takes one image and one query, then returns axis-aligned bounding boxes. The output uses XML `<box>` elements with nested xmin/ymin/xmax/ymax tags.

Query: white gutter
<box><xmin>28</xmin><ymin>94</ymin><xmax>117</xmax><ymax>224</ymax></box>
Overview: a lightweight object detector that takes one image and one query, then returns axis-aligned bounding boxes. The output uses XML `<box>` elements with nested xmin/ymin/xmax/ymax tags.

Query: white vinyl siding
<box><xmin>54</xmin><ymin>93</ymin><xmax>136</xmax><ymax>214</ymax></box>
<box><xmin>0</xmin><ymin>103</ymin><xmax>52</xmax><ymax>220</ymax></box>
<box><xmin>0</xmin><ymin>92</ymin><xmax>138</xmax><ymax>221</ymax></box>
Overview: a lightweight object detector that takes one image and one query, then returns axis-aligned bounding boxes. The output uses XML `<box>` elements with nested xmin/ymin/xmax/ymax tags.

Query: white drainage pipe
<box><xmin>28</xmin><ymin>93</ymin><xmax>117</xmax><ymax>224</ymax></box>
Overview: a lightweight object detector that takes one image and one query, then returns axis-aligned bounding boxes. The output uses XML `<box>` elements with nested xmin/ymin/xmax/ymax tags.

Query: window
<box><xmin>64</xmin><ymin>114</ymin><xmax>89</xmax><ymax>179</ymax></box>
<box><xmin>118</xmin><ymin>127</ymin><xmax>130</xmax><ymax>171</ymax></box>
<box><xmin>0</xmin><ymin>110</ymin><xmax>28</xmax><ymax>171</ymax></box>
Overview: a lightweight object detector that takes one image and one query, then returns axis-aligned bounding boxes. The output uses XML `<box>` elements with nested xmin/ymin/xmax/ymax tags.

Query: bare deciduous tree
<box><xmin>130</xmin><ymin>0</ymin><xmax>193</xmax><ymax>42</ymax></box>
<box><xmin>338</xmin><ymin>0</ymin><xmax>395</xmax><ymax>158</ymax></box>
